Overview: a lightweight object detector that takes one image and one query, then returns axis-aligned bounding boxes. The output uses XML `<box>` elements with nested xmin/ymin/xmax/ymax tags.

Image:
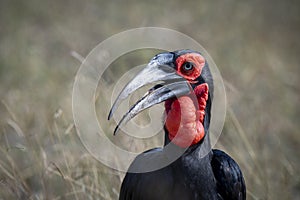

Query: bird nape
<box><xmin>108</xmin><ymin>50</ymin><xmax>246</xmax><ymax>200</ymax></box>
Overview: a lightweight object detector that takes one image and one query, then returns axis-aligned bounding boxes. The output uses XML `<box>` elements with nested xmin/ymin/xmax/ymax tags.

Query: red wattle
<box><xmin>165</xmin><ymin>83</ymin><xmax>209</xmax><ymax>148</ymax></box>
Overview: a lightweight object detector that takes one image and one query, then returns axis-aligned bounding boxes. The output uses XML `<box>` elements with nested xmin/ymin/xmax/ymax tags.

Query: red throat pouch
<box><xmin>165</xmin><ymin>83</ymin><xmax>209</xmax><ymax>148</ymax></box>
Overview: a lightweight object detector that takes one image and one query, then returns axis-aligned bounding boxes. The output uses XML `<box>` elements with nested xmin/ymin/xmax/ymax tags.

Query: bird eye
<box><xmin>182</xmin><ymin>62</ymin><xmax>195</xmax><ymax>72</ymax></box>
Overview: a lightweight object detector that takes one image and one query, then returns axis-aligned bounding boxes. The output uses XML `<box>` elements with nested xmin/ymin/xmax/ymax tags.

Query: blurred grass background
<box><xmin>0</xmin><ymin>0</ymin><xmax>300</xmax><ymax>199</ymax></box>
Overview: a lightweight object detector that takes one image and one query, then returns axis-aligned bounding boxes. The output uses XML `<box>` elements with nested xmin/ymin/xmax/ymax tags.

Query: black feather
<box><xmin>211</xmin><ymin>149</ymin><xmax>246</xmax><ymax>200</ymax></box>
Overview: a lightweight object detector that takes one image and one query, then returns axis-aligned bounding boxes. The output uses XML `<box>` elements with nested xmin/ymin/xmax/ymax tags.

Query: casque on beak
<box><xmin>108</xmin><ymin>52</ymin><xmax>193</xmax><ymax>135</ymax></box>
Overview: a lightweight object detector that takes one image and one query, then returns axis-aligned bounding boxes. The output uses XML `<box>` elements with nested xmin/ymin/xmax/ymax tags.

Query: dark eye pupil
<box><xmin>183</xmin><ymin>62</ymin><xmax>194</xmax><ymax>71</ymax></box>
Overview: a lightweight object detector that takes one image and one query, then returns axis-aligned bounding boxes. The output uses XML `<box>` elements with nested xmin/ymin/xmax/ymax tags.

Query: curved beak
<box><xmin>108</xmin><ymin>52</ymin><xmax>193</xmax><ymax>135</ymax></box>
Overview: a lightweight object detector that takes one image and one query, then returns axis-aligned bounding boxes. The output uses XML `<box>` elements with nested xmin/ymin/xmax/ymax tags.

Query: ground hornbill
<box><xmin>108</xmin><ymin>50</ymin><xmax>246</xmax><ymax>200</ymax></box>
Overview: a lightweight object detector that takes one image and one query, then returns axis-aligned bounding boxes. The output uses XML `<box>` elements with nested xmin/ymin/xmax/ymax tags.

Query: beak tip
<box><xmin>113</xmin><ymin>125</ymin><xmax>120</xmax><ymax>135</ymax></box>
<box><xmin>107</xmin><ymin>113</ymin><xmax>111</xmax><ymax>120</ymax></box>
<box><xmin>108</xmin><ymin>109</ymin><xmax>114</xmax><ymax>120</ymax></box>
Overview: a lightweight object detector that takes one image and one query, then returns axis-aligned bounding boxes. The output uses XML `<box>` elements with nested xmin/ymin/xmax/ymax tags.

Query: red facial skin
<box><xmin>164</xmin><ymin>53</ymin><xmax>209</xmax><ymax>148</ymax></box>
<box><xmin>175</xmin><ymin>53</ymin><xmax>205</xmax><ymax>82</ymax></box>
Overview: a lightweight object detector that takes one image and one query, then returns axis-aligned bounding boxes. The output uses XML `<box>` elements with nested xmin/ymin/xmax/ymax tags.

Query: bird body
<box><xmin>109</xmin><ymin>50</ymin><xmax>246</xmax><ymax>200</ymax></box>
<box><xmin>119</xmin><ymin>142</ymin><xmax>245</xmax><ymax>200</ymax></box>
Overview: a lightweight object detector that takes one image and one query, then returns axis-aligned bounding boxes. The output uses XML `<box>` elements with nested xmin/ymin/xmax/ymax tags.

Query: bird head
<box><xmin>108</xmin><ymin>50</ymin><xmax>213</xmax><ymax>148</ymax></box>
